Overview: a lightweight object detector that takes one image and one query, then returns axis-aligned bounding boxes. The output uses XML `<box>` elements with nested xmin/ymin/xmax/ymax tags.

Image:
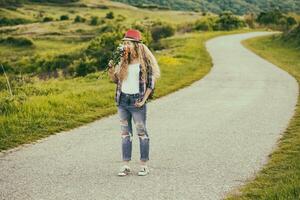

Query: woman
<box><xmin>107</xmin><ymin>29</ymin><xmax>161</xmax><ymax>176</ymax></box>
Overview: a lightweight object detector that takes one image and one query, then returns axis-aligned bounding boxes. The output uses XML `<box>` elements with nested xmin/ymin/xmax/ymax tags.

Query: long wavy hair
<box><xmin>114</xmin><ymin>40</ymin><xmax>161</xmax><ymax>83</ymax></box>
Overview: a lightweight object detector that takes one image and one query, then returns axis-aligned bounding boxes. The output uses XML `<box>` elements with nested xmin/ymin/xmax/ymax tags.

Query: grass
<box><xmin>0</xmin><ymin>0</ymin><xmax>203</xmax><ymax>72</ymax></box>
<box><xmin>0</xmin><ymin>38</ymin><xmax>89</xmax><ymax>65</ymax></box>
<box><xmin>0</xmin><ymin>30</ymin><xmax>250</xmax><ymax>152</ymax></box>
<box><xmin>225</xmin><ymin>34</ymin><xmax>300</xmax><ymax>199</ymax></box>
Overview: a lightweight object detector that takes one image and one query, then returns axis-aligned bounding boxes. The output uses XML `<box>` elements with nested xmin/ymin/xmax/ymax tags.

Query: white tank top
<box><xmin>121</xmin><ymin>63</ymin><xmax>140</xmax><ymax>94</ymax></box>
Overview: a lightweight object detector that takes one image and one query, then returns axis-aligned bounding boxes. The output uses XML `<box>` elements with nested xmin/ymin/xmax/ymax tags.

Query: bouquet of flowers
<box><xmin>98</xmin><ymin>43</ymin><xmax>125</xmax><ymax>79</ymax></box>
<box><xmin>110</xmin><ymin>43</ymin><xmax>125</xmax><ymax>67</ymax></box>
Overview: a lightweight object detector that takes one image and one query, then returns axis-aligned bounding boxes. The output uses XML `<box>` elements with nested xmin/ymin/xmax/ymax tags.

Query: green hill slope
<box><xmin>111</xmin><ymin>0</ymin><xmax>300</xmax><ymax>15</ymax></box>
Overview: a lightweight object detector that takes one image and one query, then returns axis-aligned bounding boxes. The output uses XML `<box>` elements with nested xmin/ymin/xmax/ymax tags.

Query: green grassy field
<box><xmin>0</xmin><ymin>0</ymin><xmax>203</xmax><ymax>73</ymax></box>
<box><xmin>226</xmin><ymin>35</ymin><xmax>300</xmax><ymax>200</ymax></box>
<box><xmin>0</xmin><ymin>30</ymin><xmax>251</xmax><ymax>152</ymax></box>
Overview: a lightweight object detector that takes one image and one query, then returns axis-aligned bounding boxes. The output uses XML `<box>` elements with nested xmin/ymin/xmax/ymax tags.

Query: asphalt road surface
<box><xmin>0</xmin><ymin>32</ymin><xmax>298</xmax><ymax>200</ymax></box>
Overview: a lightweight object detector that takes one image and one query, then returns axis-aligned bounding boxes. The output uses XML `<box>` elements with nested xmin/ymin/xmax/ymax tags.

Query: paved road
<box><xmin>0</xmin><ymin>32</ymin><xmax>298</xmax><ymax>200</ymax></box>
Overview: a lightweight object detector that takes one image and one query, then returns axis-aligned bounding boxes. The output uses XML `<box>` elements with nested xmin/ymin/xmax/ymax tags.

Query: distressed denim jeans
<box><xmin>117</xmin><ymin>91</ymin><xmax>150</xmax><ymax>162</ymax></box>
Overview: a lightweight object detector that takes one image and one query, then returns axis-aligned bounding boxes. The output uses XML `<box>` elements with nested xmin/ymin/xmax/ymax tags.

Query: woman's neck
<box><xmin>129</xmin><ymin>58</ymin><xmax>139</xmax><ymax>65</ymax></box>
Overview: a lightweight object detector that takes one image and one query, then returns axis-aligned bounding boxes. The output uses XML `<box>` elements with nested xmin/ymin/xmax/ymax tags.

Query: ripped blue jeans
<box><xmin>117</xmin><ymin>91</ymin><xmax>149</xmax><ymax>162</ymax></box>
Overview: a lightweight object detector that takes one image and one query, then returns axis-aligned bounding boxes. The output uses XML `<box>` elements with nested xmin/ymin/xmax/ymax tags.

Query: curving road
<box><xmin>0</xmin><ymin>32</ymin><xmax>298</xmax><ymax>200</ymax></box>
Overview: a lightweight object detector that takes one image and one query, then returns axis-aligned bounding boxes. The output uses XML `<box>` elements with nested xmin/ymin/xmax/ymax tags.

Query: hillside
<box><xmin>111</xmin><ymin>0</ymin><xmax>300</xmax><ymax>15</ymax></box>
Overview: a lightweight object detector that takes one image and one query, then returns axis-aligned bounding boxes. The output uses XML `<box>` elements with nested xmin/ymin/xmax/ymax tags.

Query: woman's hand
<box><xmin>134</xmin><ymin>99</ymin><xmax>146</xmax><ymax>107</ymax></box>
<box><xmin>108</xmin><ymin>60</ymin><xmax>114</xmax><ymax>68</ymax></box>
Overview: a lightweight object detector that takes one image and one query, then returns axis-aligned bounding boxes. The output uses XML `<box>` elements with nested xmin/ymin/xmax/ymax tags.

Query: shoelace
<box><xmin>139</xmin><ymin>167</ymin><xmax>148</xmax><ymax>172</ymax></box>
<box><xmin>120</xmin><ymin>166</ymin><xmax>130</xmax><ymax>172</ymax></box>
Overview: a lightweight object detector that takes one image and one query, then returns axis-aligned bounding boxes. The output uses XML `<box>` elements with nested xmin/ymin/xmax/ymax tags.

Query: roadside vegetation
<box><xmin>226</xmin><ymin>24</ymin><xmax>300</xmax><ymax>200</ymax></box>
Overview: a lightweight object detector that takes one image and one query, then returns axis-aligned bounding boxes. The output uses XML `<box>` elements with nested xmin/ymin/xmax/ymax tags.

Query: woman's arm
<box><xmin>142</xmin><ymin>87</ymin><xmax>153</xmax><ymax>102</ymax></box>
<box><xmin>135</xmin><ymin>65</ymin><xmax>156</xmax><ymax>107</ymax></box>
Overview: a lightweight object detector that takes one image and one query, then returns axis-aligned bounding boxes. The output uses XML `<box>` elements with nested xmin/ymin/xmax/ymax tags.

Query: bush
<box><xmin>214</xmin><ymin>11</ymin><xmax>246</xmax><ymax>31</ymax></box>
<box><xmin>194</xmin><ymin>17</ymin><xmax>217</xmax><ymax>31</ymax></box>
<box><xmin>116</xmin><ymin>14</ymin><xmax>126</xmax><ymax>22</ymax></box>
<box><xmin>43</xmin><ymin>16</ymin><xmax>53</xmax><ymax>22</ymax></box>
<box><xmin>70</xmin><ymin>56</ymin><xmax>97</xmax><ymax>77</ymax></box>
<box><xmin>90</xmin><ymin>16</ymin><xmax>98</xmax><ymax>25</ymax></box>
<box><xmin>150</xmin><ymin>24</ymin><xmax>175</xmax><ymax>42</ymax></box>
<box><xmin>0</xmin><ymin>37</ymin><xmax>34</xmax><ymax>47</ymax></box>
<box><xmin>60</xmin><ymin>15</ymin><xmax>69</xmax><ymax>21</ymax></box>
<box><xmin>257</xmin><ymin>9</ymin><xmax>283</xmax><ymax>25</ymax></box>
<box><xmin>105</xmin><ymin>11</ymin><xmax>114</xmax><ymax>19</ymax></box>
<box><xmin>17</xmin><ymin>51</ymin><xmax>81</xmax><ymax>78</ymax></box>
<box><xmin>74</xmin><ymin>15</ymin><xmax>86</xmax><ymax>23</ymax></box>
<box><xmin>257</xmin><ymin>9</ymin><xmax>297</xmax><ymax>31</ymax></box>
<box><xmin>0</xmin><ymin>17</ymin><xmax>31</xmax><ymax>27</ymax></box>
<box><xmin>177</xmin><ymin>23</ymin><xmax>194</xmax><ymax>33</ymax></box>
<box><xmin>85</xmin><ymin>31</ymin><xmax>123</xmax><ymax>70</ymax></box>
<box><xmin>97</xmin><ymin>24</ymin><xmax>119</xmax><ymax>33</ymax></box>
<box><xmin>282</xmin><ymin>25</ymin><xmax>300</xmax><ymax>46</ymax></box>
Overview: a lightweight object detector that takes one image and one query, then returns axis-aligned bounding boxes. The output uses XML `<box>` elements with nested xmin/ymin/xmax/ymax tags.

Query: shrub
<box><xmin>257</xmin><ymin>9</ymin><xmax>297</xmax><ymax>31</ymax></box>
<box><xmin>194</xmin><ymin>17</ymin><xmax>217</xmax><ymax>31</ymax></box>
<box><xmin>60</xmin><ymin>15</ymin><xmax>69</xmax><ymax>21</ymax></box>
<box><xmin>0</xmin><ymin>17</ymin><xmax>31</xmax><ymax>27</ymax></box>
<box><xmin>18</xmin><ymin>51</ymin><xmax>81</xmax><ymax>78</ymax></box>
<box><xmin>257</xmin><ymin>9</ymin><xmax>283</xmax><ymax>25</ymax></box>
<box><xmin>177</xmin><ymin>22</ymin><xmax>195</xmax><ymax>33</ymax></box>
<box><xmin>105</xmin><ymin>11</ymin><xmax>114</xmax><ymax>19</ymax></box>
<box><xmin>85</xmin><ymin>31</ymin><xmax>123</xmax><ymax>70</ymax></box>
<box><xmin>150</xmin><ymin>24</ymin><xmax>175</xmax><ymax>42</ymax></box>
<box><xmin>97</xmin><ymin>24</ymin><xmax>118</xmax><ymax>33</ymax></box>
<box><xmin>90</xmin><ymin>16</ymin><xmax>98</xmax><ymax>25</ymax></box>
<box><xmin>71</xmin><ymin>56</ymin><xmax>97</xmax><ymax>77</ymax></box>
<box><xmin>116</xmin><ymin>14</ymin><xmax>126</xmax><ymax>22</ymax></box>
<box><xmin>214</xmin><ymin>11</ymin><xmax>246</xmax><ymax>31</ymax></box>
<box><xmin>74</xmin><ymin>15</ymin><xmax>86</xmax><ymax>23</ymax></box>
<box><xmin>43</xmin><ymin>17</ymin><xmax>53</xmax><ymax>22</ymax></box>
<box><xmin>282</xmin><ymin>25</ymin><xmax>300</xmax><ymax>46</ymax></box>
<box><xmin>0</xmin><ymin>37</ymin><xmax>34</xmax><ymax>47</ymax></box>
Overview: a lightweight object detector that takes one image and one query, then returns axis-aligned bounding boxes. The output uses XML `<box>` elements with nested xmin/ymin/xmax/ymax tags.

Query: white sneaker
<box><xmin>118</xmin><ymin>165</ymin><xmax>131</xmax><ymax>176</ymax></box>
<box><xmin>138</xmin><ymin>165</ymin><xmax>149</xmax><ymax>176</ymax></box>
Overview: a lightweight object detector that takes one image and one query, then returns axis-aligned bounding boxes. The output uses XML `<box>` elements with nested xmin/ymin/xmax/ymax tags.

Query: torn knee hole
<box><xmin>138</xmin><ymin>132</ymin><xmax>148</xmax><ymax>140</ymax></box>
<box><xmin>121</xmin><ymin>131</ymin><xmax>130</xmax><ymax>139</ymax></box>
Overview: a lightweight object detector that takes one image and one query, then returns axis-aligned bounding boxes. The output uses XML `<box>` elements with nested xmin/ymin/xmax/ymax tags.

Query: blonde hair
<box><xmin>113</xmin><ymin>41</ymin><xmax>161</xmax><ymax>83</ymax></box>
